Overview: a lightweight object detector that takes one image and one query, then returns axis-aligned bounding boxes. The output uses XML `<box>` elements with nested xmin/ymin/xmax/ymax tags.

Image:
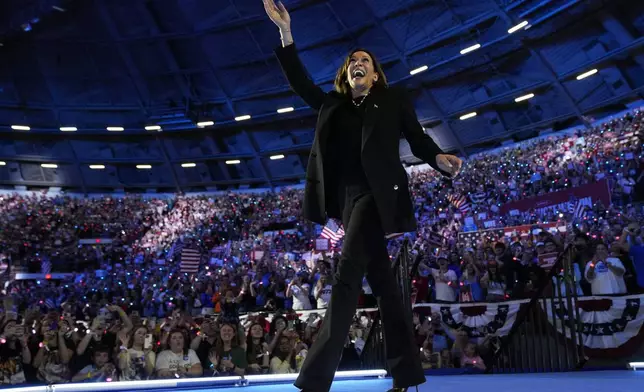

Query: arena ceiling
<box><xmin>0</xmin><ymin>0</ymin><xmax>642</xmax><ymax>193</ymax></box>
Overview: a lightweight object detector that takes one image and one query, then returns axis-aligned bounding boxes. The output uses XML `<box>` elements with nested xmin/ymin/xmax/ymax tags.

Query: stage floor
<box><xmin>208</xmin><ymin>371</ymin><xmax>641</xmax><ymax>392</ymax></box>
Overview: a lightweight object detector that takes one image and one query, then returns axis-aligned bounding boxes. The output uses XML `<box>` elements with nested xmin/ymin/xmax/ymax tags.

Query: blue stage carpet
<box><xmin>208</xmin><ymin>371</ymin><xmax>641</xmax><ymax>392</ymax></box>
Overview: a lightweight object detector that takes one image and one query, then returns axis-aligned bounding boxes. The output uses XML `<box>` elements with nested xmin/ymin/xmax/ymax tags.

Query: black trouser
<box><xmin>295</xmin><ymin>190</ymin><xmax>425</xmax><ymax>392</ymax></box>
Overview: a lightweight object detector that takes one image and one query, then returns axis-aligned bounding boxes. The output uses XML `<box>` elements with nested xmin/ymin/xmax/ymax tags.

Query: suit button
<box><xmin>393</xmin><ymin>185</ymin><xmax>399</xmax><ymax>190</ymax></box>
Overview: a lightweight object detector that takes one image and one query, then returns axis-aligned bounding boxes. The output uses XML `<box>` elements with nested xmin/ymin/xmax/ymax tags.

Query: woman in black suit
<box><xmin>263</xmin><ymin>1</ymin><xmax>463</xmax><ymax>391</ymax></box>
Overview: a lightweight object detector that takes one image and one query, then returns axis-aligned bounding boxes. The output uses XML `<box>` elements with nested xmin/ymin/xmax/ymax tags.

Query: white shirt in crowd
<box><xmin>584</xmin><ymin>257</ymin><xmax>627</xmax><ymax>295</ymax></box>
<box><xmin>314</xmin><ymin>284</ymin><xmax>332</xmax><ymax>309</ymax></box>
<box><xmin>291</xmin><ymin>284</ymin><xmax>312</xmax><ymax>310</ymax></box>
<box><xmin>431</xmin><ymin>268</ymin><xmax>457</xmax><ymax>302</ymax></box>
<box><xmin>155</xmin><ymin>349</ymin><xmax>200</xmax><ymax>373</ymax></box>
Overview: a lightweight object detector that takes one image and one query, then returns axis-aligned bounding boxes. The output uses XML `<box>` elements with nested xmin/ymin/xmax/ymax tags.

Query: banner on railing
<box><xmin>413</xmin><ymin>294</ymin><xmax>644</xmax><ymax>358</ymax></box>
<box><xmin>413</xmin><ymin>301</ymin><xmax>523</xmax><ymax>342</ymax></box>
<box><xmin>499</xmin><ymin>179</ymin><xmax>611</xmax><ymax>216</ymax></box>
<box><xmin>540</xmin><ymin>294</ymin><xmax>644</xmax><ymax>357</ymax></box>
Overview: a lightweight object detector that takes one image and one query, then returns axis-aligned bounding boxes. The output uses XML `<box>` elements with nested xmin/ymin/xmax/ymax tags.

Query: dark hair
<box><xmin>246</xmin><ymin>322</ymin><xmax>266</xmax><ymax>364</ymax></box>
<box><xmin>334</xmin><ymin>48</ymin><xmax>388</xmax><ymax>96</ymax></box>
<box><xmin>168</xmin><ymin>328</ymin><xmax>189</xmax><ymax>356</ymax></box>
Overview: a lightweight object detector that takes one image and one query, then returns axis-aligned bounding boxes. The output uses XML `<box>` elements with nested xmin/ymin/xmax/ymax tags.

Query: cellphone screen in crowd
<box><xmin>288</xmin><ymin>320</ymin><xmax>295</xmax><ymax>330</ymax></box>
<box><xmin>144</xmin><ymin>334</ymin><xmax>153</xmax><ymax>349</ymax></box>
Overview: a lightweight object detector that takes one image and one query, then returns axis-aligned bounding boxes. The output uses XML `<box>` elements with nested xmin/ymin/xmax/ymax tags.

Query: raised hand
<box><xmin>263</xmin><ymin>0</ymin><xmax>291</xmax><ymax>30</ymax></box>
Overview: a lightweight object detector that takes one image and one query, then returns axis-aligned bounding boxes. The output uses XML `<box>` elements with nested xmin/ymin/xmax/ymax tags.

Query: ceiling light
<box><xmin>181</xmin><ymin>163</ymin><xmax>196</xmax><ymax>168</ymax></box>
<box><xmin>136</xmin><ymin>165</ymin><xmax>152</xmax><ymax>169</ymax></box>
<box><xmin>0</xmin><ymin>161</ymin><xmax>6</xmax><ymax>166</ymax></box>
<box><xmin>460</xmin><ymin>44</ymin><xmax>481</xmax><ymax>55</ymax></box>
<box><xmin>514</xmin><ymin>93</ymin><xmax>535</xmax><ymax>102</ymax></box>
<box><xmin>11</xmin><ymin>125</ymin><xmax>30</xmax><ymax>131</ymax></box>
<box><xmin>60</xmin><ymin>126</ymin><xmax>77</xmax><ymax>132</ymax></box>
<box><xmin>576</xmin><ymin>69</ymin><xmax>598</xmax><ymax>80</ymax></box>
<box><xmin>235</xmin><ymin>115</ymin><xmax>251</xmax><ymax>121</ymax></box>
<box><xmin>52</xmin><ymin>6</ymin><xmax>66</xmax><ymax>12</ymax></box>
<box><xmin>225</xmin><ymin>160</ymin><xmax>241</xmax><ymax>165</ymax></box>
<box><xmin>409</xmin><ymin>65</ymin><xmax>428</xmax><ymax>76</ymax></box>
<box><xmin>106</xmin><ymin>126</ymin><xmax>124</xmax><ymax>132</ymax></box>
<box><xmin>270</xmin><ymin>154</ymin><xmax>285</xmax><ymax>160</ymax></box>
<box><xmin>41</xmin><ymin>164</ymin><xmax>58</xmax><ymax>169</ymax></box>
<box><xmin>145</xmin><ymin>125</ymin><xmax>162</xmax><ymax>131</ymax></box>
<box><xmin>277</xmin><ymin>107</ymin><xmax>294</xmax><ymax>114</ymax></box>
<box><xmin>459</xmin><ymin>112</ymin><xmax>477</xmax><ymax>120</ymax></box>
<box><xmin>89</xmin><ymin>165</ymin><xmax>105</xmax><ymax>170</ymax></box>
<box><xmin>508</xmin><ymin>21</ymin><xmax>529</xmax><ymax>34</ymax></box>
<box><xmin>196</xmin><ymin>121</ymin><xmax>214</xmax><ymax>128</ymax></box>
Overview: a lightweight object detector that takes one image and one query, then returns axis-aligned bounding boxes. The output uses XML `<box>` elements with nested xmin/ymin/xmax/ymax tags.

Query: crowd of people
<box><xmin>0</xmin><ymin>109</ymin><xmax>643</xmax><ymax>385</ymax></box>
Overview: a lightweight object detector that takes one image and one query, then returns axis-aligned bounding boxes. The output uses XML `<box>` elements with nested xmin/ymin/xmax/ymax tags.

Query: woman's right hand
<box><xmin>263</xmin><ymin>0</ymin><xmax>291</xmax><ymax>31</ymax></box>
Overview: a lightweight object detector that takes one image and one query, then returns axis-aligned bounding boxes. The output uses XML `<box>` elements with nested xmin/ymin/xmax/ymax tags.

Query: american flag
<box><xmin>447</xmin><ymin>194</ymin><xmax>470</xmax><ymax>213</ymax></box>
<box><xmin>174</xmin><ymin>241</ymin><xmax>202</xmax><ymax>274</ymax></box>
<box><xmin>320</xmin><ymin>220</ymin><xmax>345</xmax><ymax>247</ymax></box>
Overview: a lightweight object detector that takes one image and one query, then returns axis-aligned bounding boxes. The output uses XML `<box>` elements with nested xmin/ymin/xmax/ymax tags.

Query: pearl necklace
<box><xmin>352</xmin><ymin>92</ymin><xmax>370</xmax><ymax>107</ymax></box>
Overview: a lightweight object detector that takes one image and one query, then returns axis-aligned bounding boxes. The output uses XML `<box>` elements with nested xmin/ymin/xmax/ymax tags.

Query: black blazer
<box><xmin>275</xmin><ymin>44</ymin><xmax>449</xmax><ymax>235</ymax></box>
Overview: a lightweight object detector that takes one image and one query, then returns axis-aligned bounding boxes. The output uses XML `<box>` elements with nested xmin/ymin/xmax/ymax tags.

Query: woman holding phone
<box><xmin>117</xmin><ymin>326</ymin><xmax>155</xmax><ymax>381</ymax></box>
<box><xmin>263</xmin><ymin>1</ymin><xmax>462</xmax><ymax>391</ymax></box>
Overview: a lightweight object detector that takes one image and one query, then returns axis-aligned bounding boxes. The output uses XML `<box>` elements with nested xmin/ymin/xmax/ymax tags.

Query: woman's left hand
<box><xmin>436</xmin><ymin>154</ymin><xmax>463</xmax><ymax>178</ymax></box>
<box><xmin>221</xmin><ymin>359</ymin><xmax>235</xmax><ymax>370</ymax></box>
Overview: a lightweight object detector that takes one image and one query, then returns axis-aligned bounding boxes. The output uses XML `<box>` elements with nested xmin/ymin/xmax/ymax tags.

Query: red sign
<box><xmin>499</xmin><ymin>180</ymin><xmax>611</xmax><ymax>216</ymax></box>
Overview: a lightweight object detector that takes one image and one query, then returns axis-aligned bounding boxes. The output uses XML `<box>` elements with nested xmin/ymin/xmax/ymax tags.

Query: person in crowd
<box><xmin>33</xmin><ymin>317</ymin><xmax>73</xmax><ymax>384</ymax></box>
<box><xmin>245</xmin><ymin>322</ymin><xmax>270</xmax><ymax>374</ymax></box>
<box><xmin>154</xmin><ymin>329</ymin><xmax>202</xmax><ymax>379</ymax></box>
<box><xmin>286</xmin><ymin>276</ymin><xmax>312</xmax><ymax>311</ymax></box>
<box><xmin>431</xmin><ymin>255</ymin><xmax>458</xmax><ymax>303</ymax></box>
<box><xmin>584</xmin><ymin>243</ymin><xmax>627</xmax><ymax>295</ymax></box>
<box><xmin>72</xmin><ymin>345</ymin><xmax>117</xmax><ymax>382</ymax></box>
<box><xmin>460</xmin><ymin>342</ymin><xmax>486</xmax><ymax>371</ymax></box>
<box><xmin>0</xmin><ymin>319</ymin><xmax>30</xmax><ymax>384</ymax></box>
<box><xmin>314</xmin><ymin>275</ymin><xmax>332</xmax><ymax>309</ymax></box>
<box><xmin>209</xmin><ymin>323</ymin><xmax>246</xmax><ymax>377</ymax></box>
<box><xmin>269</xmin><ymin>335</ymin><xmax>301</xmax><ymax>374</ymax></box>
<box><xmin>117</xmin><ymin>326</ymin><xmax>155</xmax><ymax>381</ymax></box>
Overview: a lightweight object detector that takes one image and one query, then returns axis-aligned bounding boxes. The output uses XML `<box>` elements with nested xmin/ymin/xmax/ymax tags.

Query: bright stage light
<box><xmin>460</xmin><ymin>44</ymin><xmax>481</xmax><ymax>55</ymax></box>
<box><xmin>576</xmin><ymin>69</ymin><xmax>598</xmax><ymax>80</ymax></box>
<box><xmin>226</xmin><ymin>160</ymin><xmax>241</xmax><ymax>165</ymax></box>
<box><xmin>410</xmin><ymin>65</ymin><xmax>428</xmax><ymax>75</ymax></box>
<box><xmin>145</xmin><ymin>125</ymin><xmax>162</xmax><ymax>131</ymax></box>
<box><xmin>136</xmin><ymin>165</ymin><xmax>152</xmax><ymax>169</ymax></box>
<box><xmin>197</xmin><ymin>121</ymin><xmax>214</xmax><ymax>127</ymax></box>
<box><xmin>0</xmin><ymin>161</ymin><xmax>6</xmax><ymax>166</ymax></box>
<box><xmin>60</xmin><ymin>126</ymin><xmax>77</xmax><ymax>132</ymax></box>
<box><xmin>515</xmin><ymin>93</ymin><xmax>535</xmax><ymax>102</ymax></box>
<box><xmin>277</xmin><ymin>107</ymin><xmax>294</xmax><ymax>113</ymax></box>
<box><xmin>459</xmin><ymin>112</ymin><xmax>477</xmax><ymax>120</ymax></box>
<box><xmin>270</xmin><ymin>154</ymin><xmax>285</xmax><ymax>160</ymax></box>
<box><xmin>508</xmin><ymin>21</ymin><xmax>529</xmax><ymax>34</ymax></box>
<box><xmin>106</xmin><ymin>126</ymin><xmax>124</xmax><ymax>132</ymax></box>
<box><xmin>41</xmin><ymin>164</ymin><xmax>58</xmax><ymax>169</ymax></box>
<box><xmin>181</xmin><ymin>163</ymin><xmax>196</xmax><ymax>168</ymax></box>
<box><xmin>235</xmin><ymin>115</ymin><xmax>251</xmax><ymax>121</ymax></box>
<box><xmin>11</xmin><ymin>125</ymin><xmax>30</xmax><ymax>131</ymax></box>
<box><xmin>89</xmin><ymin>165</ymin><xmax>105</xmax><ymax>170</ymax></box>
